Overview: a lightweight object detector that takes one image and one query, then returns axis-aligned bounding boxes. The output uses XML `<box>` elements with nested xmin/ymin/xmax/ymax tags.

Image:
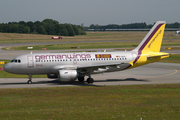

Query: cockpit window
<box><xmin>10</xmin><ymin>59</ymin><xmax>15</xmax><ymax>62</ymax></box>
<box><xmin>10</xmin><ymin>59</ymin><xmax>21</xmax><ymax>63</ymax></box>
<box><xmin>18</xmin><ymin>60</ymin><xmax>21</xmax><ymax>63</ymax></box>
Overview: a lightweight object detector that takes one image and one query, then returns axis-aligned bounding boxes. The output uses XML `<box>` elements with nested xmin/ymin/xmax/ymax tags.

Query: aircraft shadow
<box><xmin>95</xmin><ymin>78</ymin><xmax>149</xmax><ymax>82</ymax></box>
<box><xmin>46</xmin><ymin>79</ymin><xmax>98</xmax><ymax>87</ymax></box>
<box><xmin>0</xmin><ymin>79</ymin><xmax>98</xmax><ymax>87</ymax></box>
<box><xmin>0</xmin><ymin>78</ymin><xmax>149</xmax><ymax>87</ymax></box>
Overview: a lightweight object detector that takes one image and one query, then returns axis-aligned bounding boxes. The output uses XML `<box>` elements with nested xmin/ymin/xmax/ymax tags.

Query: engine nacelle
<box><xmin>59</xmin><ymin>70</ymin><xmax>78</xmax><ymax>82</ymax></box>
<box><xmin>47</xmin><ymin>74</ymin><xmax>58</xmax><ymax>79</ymax></box>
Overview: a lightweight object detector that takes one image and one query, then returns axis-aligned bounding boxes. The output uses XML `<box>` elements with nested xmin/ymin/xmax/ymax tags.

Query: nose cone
<box><xmin>3</xmin><ymin>63</ymin><xmax>11</xmax><ymax>73</ymax></box>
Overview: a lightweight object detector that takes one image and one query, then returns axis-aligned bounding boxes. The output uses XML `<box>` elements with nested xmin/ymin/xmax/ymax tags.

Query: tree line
<box><xmin>87</xmin><ymin>22</ymin><xmax>180</xmax><ymax>30</ymax></box>
<box><xmin>0</xmin><ymin>19</ymin><xmax>86</xmax><ymax>36</ymax></box>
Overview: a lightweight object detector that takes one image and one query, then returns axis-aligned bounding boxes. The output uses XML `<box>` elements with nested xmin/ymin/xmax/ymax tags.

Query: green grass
<box><xmin>4</xmin><ymin>42</ymin><xmax>138</xmax><ymax>50</ymax></box>
<box><xmin>0</xmin><ymin>84</ymin><xmax>180</xmax><ymax>119</ymax></box>
<box><xmin>4</xmin><ymin>41</ymin><xmax>180</xmax><ymax>51</ymax></box>
<box><xmin>1</xmin><ymin>31</ymin><xmax>180</xmax><ymax>50</ymax></box>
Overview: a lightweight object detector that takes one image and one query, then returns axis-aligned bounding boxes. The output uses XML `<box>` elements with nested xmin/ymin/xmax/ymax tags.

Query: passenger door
<box><xmin>27</xmin><ymin>56</ymin><xmax>34</xmax><ymax>67</ymax></box>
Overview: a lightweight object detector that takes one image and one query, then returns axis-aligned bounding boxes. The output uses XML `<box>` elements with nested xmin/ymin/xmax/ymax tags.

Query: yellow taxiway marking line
<box><xmin>138</xmin><ymin>66</ymin><xmax>178</xmax><ymax>79</ymax></box>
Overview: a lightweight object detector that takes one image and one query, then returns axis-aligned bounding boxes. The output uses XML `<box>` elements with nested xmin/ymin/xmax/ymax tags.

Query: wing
<box><xmin>77</xmin><ymin>61</ymin><xmax>133</xmax><ymax>75</ymax></box>
<box><xmin>51</xmin><ymin>61</ymin><xmax>133</xmax><ymax>75</ymax></box>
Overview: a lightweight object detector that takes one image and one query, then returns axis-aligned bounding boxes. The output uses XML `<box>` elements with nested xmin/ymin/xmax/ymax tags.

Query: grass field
<box><xmin>0</xmin><ymin>32</ymin><xmax>180</xmax><ymax>119</ymax></box>
<box><xmin>1</xmin><ymin>31</ymin><xmax>180</xmax><ymax>50</ymax></box>
<box><xmin>5</xmin><ymin>41</ymin><xmax>140</xmax><ymax>50</ymax></box>
<box><xmin>0</xmin><ymin>84</ymin><xmax>180</xmax><ymax>119</ymax></box>
<box><xmin>0</xmin><ymin>31</ymin><xmax>180</xmax><ymax>43</ymax></box>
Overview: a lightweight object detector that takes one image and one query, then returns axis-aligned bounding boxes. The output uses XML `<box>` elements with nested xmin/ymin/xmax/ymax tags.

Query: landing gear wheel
<box><xmin>27</xmin><ymin>79</ymin><xmax>32</xmax><ymax>84</ymax></box>
<box><xmin>87</xmin><ymin>78</ymin><xmax>94</xmax><ymax>83</ymax></box>
<box><xmin>27</xmin><ymin>74</ymin><xmax>32</xmax><ymax>84</ymax></box>
<box><xmin>78</xmin><ymin>77</ymin><xmax>85</xmax><ymax>82</ymax></box>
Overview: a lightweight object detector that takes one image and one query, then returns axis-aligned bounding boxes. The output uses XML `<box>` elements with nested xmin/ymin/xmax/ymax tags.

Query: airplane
<box><xmin>3</xmin><ymin>21</ymin><xmax>169</xmax><ymax>84</ymax></box>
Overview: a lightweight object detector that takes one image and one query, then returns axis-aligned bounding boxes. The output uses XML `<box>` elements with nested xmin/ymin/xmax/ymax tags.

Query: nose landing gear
<box><xmin>27</xmin><ymin>74</ymin><xmax>32</xmax><ymax>84</ymax></box>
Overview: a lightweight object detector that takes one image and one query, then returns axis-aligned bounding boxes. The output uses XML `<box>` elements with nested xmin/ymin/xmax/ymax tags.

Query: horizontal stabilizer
<box><xmin>147</xmin><ymin>52</ymin><xmax>169</xmax><ymax>58</ymax></box>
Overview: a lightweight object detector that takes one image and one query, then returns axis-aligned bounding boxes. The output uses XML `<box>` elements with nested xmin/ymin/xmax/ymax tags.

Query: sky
<box><xmin>0</xmin><ymin>0</ymin><xmax>180</xmax><ymax>26</ymax></box>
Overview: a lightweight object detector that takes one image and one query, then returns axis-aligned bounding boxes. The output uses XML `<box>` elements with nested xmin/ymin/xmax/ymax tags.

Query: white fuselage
<box><xmin>4</xmin><ymin>51</ymin><xmax>136</xmax><ymax>75</ymax></box>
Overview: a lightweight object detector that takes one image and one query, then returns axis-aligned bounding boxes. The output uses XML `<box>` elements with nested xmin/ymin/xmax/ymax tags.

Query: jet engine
<box><xmin>47</xmin><ymin>74</ymin><xmax>58</xmax><ymax>79</ymax></box>
<box><xmin>58</xmin><ymin>70</ymin><xmax>78</xmax><ymax>82</ymax></box>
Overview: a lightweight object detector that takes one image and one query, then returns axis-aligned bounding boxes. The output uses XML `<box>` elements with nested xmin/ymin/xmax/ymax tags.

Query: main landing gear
<box><xmin>87</xmin><ymin>78</ymin><xmax>94</xmax><ymax>83</ymax></box>
<box><xmin>87</xmin><ymin>75</ymin><xmax>94</xmax><ymax>83</ymax></box>
<box><xmin>78</xmin><ymin>77</ymin><xmax>85</xmax><ymax>82</ymax></box>
<box><xmin>27</xmin><ymin>74</ymin><xmax>32</xmax><ymax>84</ymax></box>
<box><xmin>78</xmin><ymin>76</ymin><xmax>94</xmax><ymax>83</ymax></box>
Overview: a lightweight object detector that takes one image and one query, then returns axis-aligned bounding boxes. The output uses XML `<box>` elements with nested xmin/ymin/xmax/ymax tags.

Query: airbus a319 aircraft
<box><xmin>3</xmin><ymin>21</ymin><xmax>169</xmax><ymax>84</ymax></box>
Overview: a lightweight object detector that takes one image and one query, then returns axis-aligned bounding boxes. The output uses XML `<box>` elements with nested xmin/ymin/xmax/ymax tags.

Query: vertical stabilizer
<box><xmin>133</xmin><ymin>21</ymin><xmax>166</xmax><ymax>52</ymax></box>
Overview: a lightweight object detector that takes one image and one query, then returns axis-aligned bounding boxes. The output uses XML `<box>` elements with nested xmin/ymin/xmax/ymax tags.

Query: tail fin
<box><xmin>133</xmin><ymin>21</ymin><xmax>166</xmax><ymax>52</ymax></box>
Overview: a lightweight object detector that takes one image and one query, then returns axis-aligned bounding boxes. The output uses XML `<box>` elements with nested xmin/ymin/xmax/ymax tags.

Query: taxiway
<box><xmin>0</xmin><ymin>62</ymin><xmax>179</xmax><ymax>88</ymax></box>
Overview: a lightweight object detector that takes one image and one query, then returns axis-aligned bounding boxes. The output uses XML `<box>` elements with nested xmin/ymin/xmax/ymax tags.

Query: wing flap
<box><xmin>77</xmin><ymin>62</ymin><xmax>132</xmax><ymax>70</ymax></box>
